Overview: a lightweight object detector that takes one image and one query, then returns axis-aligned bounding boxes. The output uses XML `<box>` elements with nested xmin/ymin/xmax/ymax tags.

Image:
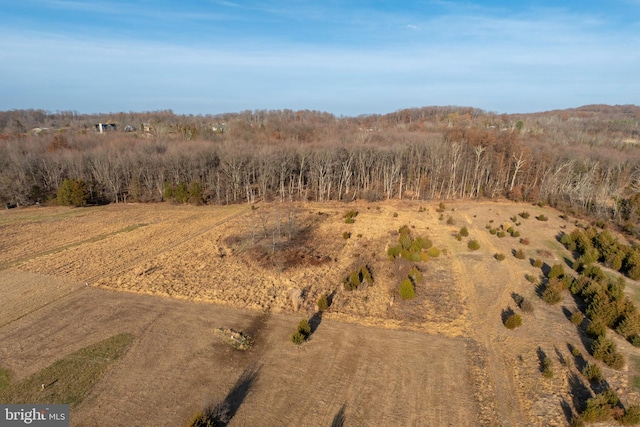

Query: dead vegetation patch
<box><xmin>224</xmin><ymin>206</ymin><xmax>335</xmax><ymax>270</ymax></box>
<box><xmin>213</xmin><ymin>328</ymin><xmax>253</xmax><ymax>351</ymax></box>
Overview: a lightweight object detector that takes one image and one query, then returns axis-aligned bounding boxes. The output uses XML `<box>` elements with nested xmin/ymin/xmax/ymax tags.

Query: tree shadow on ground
<box><xmin>309</xmin><ymin>289</ymin><xmax>337</xmax><ymax>336</ymax></box>
<box><xmin>204</xmin><ymin>364</ymin><xmax>261</xmax><ymax>426</ymax></box>
<box><xmin>568</xmin><ymin>371</ymin><xmax>593</xmax><ymax>414</ymax></box>
<box><xmin>567</xmin><ymin>342</ymin><xmax>588</xmax><ymax>372</ymax></box>
<box><xmin>541</xmin><ymin>262</ymin><xmax>551</xmax><ymax>277</ymax></box>
<box><xmin>563</xmin><ymin>256</ymin><xmax>576</xmax><ymax>271</ymax></box>
<box><xmin>554</xmin><ymin>345</ymin><xmax>567</xmax><ymax>366</ymax></box>
<box><xmin>309</xmin><ymin>311</ymin><xmax>323</xmax><ymax>335</ymax></box>
<box><xmin>501</xmin><ymin>307</ymin><xmax>516</xmax><ymax>324</ymax></box>
<box><xmin>560</xmin><ymin>398</ymin><xmax>575</xmax><ymax>425</ymax></box>
<box><xmin>536</xmin><ymin>347</ymin><xmax>548</xmax><ymax>373</ymax></box>
<box><xmin>331</xmin><ymin>404</ymin><xmax>347</xmax><ymax>427</ymax></box>
<box><xmin>535</xmin><ymin>281</ymin><xmax>547</xmax><ymax>299</ymax></box>
<box><xmin>511</xmin><ymin>292</ymin><xmax>524</xmax><ymax>309</ymax></box>
<box><xmin>244</xmin><ymin>313</ymin><xmax>270</xmax><ymax>349</ymax></box>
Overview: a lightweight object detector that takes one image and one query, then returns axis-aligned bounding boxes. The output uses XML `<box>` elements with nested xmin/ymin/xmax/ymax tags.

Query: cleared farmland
<box><xmin>1</xmin><ymin>201</ymin><xmax>640</xmax><ymax>425</ymax></box>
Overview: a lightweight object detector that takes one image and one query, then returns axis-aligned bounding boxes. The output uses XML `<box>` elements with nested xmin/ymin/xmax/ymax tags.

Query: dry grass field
<box><xmin>2</xmin><ymin>200</ymin><xmax>640</xmax><ymax>426</ymax></box>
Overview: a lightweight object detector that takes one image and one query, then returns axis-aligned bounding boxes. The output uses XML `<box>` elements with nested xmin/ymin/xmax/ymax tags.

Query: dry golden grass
<box><xmin>2</xmin><ymin>200</ymin><xmax>640</xmax><ymax>425</ymax></box>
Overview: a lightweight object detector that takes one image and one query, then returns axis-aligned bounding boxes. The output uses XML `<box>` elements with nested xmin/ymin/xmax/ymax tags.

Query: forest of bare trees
<box><xmin>1</xmin><ymin>105</ymin><xmax>639</xmax><ymax>223</ymax></box>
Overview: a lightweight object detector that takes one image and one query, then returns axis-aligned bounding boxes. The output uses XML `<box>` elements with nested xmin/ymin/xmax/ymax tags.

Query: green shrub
<box><xmin>399</xmin><ymin>232</ymin><xmax>413</xmax><ymax>250</ymax></box>
<box><xmin>536</xmin><ymin>214</ymin><xmax>548</xmax><ymax>221</ymax></box>
<box><xmin>542</xmin><ymin>279</ymin><xmax>563</xmax><ymax>304</ymax></box>
<box><xmin>187</xmin><ymin>408</ymin><xmax>228</xmax><ymax>427</ymax></box>
<box><xmin>592</xmin><ymin>335</ymin><xmax>625</xmax><ymax>369</ymax></box>
<box><xmin>427</xmin><ymin>247</ymin><xmax>440</xmax><ymax>257</ymax></box>
<box><xmin>605</xmin><ymin>251</ymin><xmax>625</xmax><ymax>271</ymax></box>
<box><xmin>399</xmin><ymin>278</ymin><xmax>415</xmax><ymax>300</ymax></box>
<box><xmin>580</xmin><ymin>264</ymin><xmax>604</xmax><ymax>280</ymax></box>
<box><xmin>437</xmin><ymin>202</ymin><xmax>446</xmax><ymax>212</ymax></box>
<box><xmin>615</xmin><ymin>313</ymin><xmax>640</xmax><ymax>340</ymax></box>
<box><xmin>507</xmin><ymin>226</ymin><xmax>515</xmax><ymax>234</ymax></box>
<box><xmin>542</xmin><ymin>357</ymin><xmax>553</xmax><ymax>378</ymax></box>
<box><xmin>468</xmin><ymin>240</ymin><xmax>480</xmax><ymax>251</ymax></box>
<box><xmin>621</xmin><ymin>405</ymin><xmax>640</xmax><ymax>425</ymax></box>
<box><xmin>343</xmin><ymin>269</ymin><xmax>362</xmax><ymax>290</ymax></box>
<box><xmin>525</xmin><ymin>273</ymin><xmax>538</xmax><ymax>284</ymax></box>
<box><xmin>490</xmin><ymin>228</ymin><xmax>497</xmax><ymax>235</ymax></box>
<box><xmin>420</xmin><ymin>237</ymin><xmax>433</xmax><ymax>250</ymax></box>
<box><xmin>387</xmin><ymin>246</ymin><xmax>401</xmax><ymax>260</ymax></box>
<box><xmin>494</xmin><ymin>253</ymin><xmax>506</xmax><ymax>261</ymax></box>
<box><xmin>601</xmin><ymin>388</ymin><xmax>620</xmax><ymax>407</ymax></box>
<box><xmin>408</xmin><ymin>266</ymin><xmax>422</xmax><ymax>283</ymax></box>
<box><xmin>570</xmin><ymin>416</ymin><xmax>585</xmax><ymax>427</ymax></box>
<box><xmin>514</xmin><ymin>249</ymin><xmax>526</xmax><ymax>259</ymax></box>
<box><xmin>586</xmin><ymin>319</ymin><xmax>607</xmax><ymax>339</ymax></box>
<box><xmin>504</xmin><ymin>313</ymin><xmax>523</xmax><ymax>329</ymax></box>
<box><xmin>344</xmin><ymin>210</ymin><xmax>358</xmax><ymax>223</ymax></box>
<box><xmin>393</xmin><ymin>212</ymin><xmax>398</xmax><ymax>218</ymax></box>
<box><xmin>594</xmin><ymin>219</ymin><xmax>607</xmax><ymax>229</ymax></box>
<box><xmin>511</xmin><ymin>230</ymin><xmax>521</xmax><ymax>238</ymax></box>
<box><xmin>343</xmin><ymin>231</ymin><xmax>351</xmax><ymax>240</ymax></box>
<box><xmin>532</xmin><ymin>258</ymin><xmax>543</xmax><ymax>268</ymax></box>
<box><xmin>173</xmin><ymin>182</ymin><xmax>189</xmax><ymax>203</ymax></box>
<box><xmin>409</xmin><ymin>236</ymin><xmax>423</xmax><ymax>251</ymax></box>
<box><xmin>581</xmin><ymin>362</ymin><xmax>603</xmax><ymax>382</ymax></box>
<box><xmin>57</xmin><ymin>178</ymin><xmax>90</xmax><ymax>207</ymax></box>
<box><xmin>542</xmin><ymin>287</ymin><xmax>562</xmax><ymax>304</ymax></box>
<box><xmin>560</xmin><ymin>232</ymin><xmax>576</xmax><ymax>250</ymax></box>
<box><xmin>497</xmin><ymin>230</ymin><xmax>506</xmax><ymax>238</ymax></box>
<box><xmin>291</xmin><ymin>320</ymin><xmax>312</xmax><ymax>344</ymax></box>
<box><xmin>571</xmin><ymin>311</ymin><xmax>584</xmax><ymax>326</ymax></box>
<box><xmin>317</xmin><ymin>294</ymin><xmax>328</xmax><ymax>311</ymax></box>
<box><xmin>519</xmin><ymin>211</ymin><xmax>530</xmax><ymax>219</ymax></box>
<box><xmin>297</xmin><ymin>319</ymin><xmax>311</xmax><ymax>336</ymax></box>
<box><xmin>460</xmin><ymin>226</ymin><xmax>469</xmax><ymax>237</ymax></box>
<box><xmin>446</xmin><ymin>216</ymin><xmax>455</xmax><ymax>225</ymax></box>
<box><xmin>291</xmin><ymin>332</ymin><xmax>305</xmax><ymax>345</ymax></box>
<box><xmin>548</xmin><ymin>264</ymin><xmax>565</xmax><ymax>279</ymax></box>
<box><xmin>361</xmin><ymin>265</ymin><xmax>373</xmax><ymax>284</ymax></box>
<box><xmin>581</xmin><ymin>395</ymin><xmax>611</xmax><ymax>423</ymax></box>
<box><xmin>349</xmin><ymin>271</ymin><xmax>361</xmax><ymax>290</ymax></box>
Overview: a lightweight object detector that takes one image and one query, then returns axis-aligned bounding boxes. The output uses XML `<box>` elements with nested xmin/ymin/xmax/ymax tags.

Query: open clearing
<box><xmin>2</xmin><ymin>201</ymin><xmax>640</xmax><ymax>425</ymax></box>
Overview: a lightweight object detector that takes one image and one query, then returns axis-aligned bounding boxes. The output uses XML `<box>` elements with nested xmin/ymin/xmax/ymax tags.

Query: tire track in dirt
<box><xmin>448</xmin><ymin>210</ymin><xmax>527</xmax><ymax>426</ymax></box>
<box><xmin>3</xmin><ymin>207</ymin><xmax>249</xmax><ymax>329</ymax></box>
<box><xmin>84</xmin><ymin>208</ymin><xmax>249</xmax><ymax>284</ymax></box>
<box><xmin>0</xmin><ymin>269</ymin><xmax>83</xmax><ymax>328</ymax></box>
<box><xmin>0</xmin><ymin>223</ymin><xmax>149</xmax><ymax>271</ymax></box>
<box><xmin>15</xmin><ymin>206</ymin><xmax>248</xmax><ymax>285</ymax></box>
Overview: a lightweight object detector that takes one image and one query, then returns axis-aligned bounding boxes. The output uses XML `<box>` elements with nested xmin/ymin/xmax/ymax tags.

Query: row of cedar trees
<box><xmin>1</xmin><ymin>106</ymin><xmax>640</xmax><ymax>222</ymax></box>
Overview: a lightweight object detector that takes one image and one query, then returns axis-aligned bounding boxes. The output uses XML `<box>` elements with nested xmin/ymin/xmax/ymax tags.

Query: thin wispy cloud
<box><xmin>0</xmin><ymin>1</ymin><xmax>638</xmax><ymax>115</ymax></box>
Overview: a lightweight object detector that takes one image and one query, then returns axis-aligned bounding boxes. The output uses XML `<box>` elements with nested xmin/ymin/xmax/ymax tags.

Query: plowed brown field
<box><xmin>2</xmin><ymin>200</ymin><xmax>640</xmax><ymax>426</ymax></box>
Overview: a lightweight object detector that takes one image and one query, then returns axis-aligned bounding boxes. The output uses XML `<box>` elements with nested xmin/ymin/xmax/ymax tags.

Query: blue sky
<box><xmin>0</xmin><ymin>0</ymin><xmax>638</xmax><ymax>116</ymax></box>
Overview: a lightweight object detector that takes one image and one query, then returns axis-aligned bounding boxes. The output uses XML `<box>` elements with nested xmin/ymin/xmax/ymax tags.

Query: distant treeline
<box><xmin>1</xmin><ymin>105</ymin><xmax>640</xmax><ymax>222</ymax></box>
